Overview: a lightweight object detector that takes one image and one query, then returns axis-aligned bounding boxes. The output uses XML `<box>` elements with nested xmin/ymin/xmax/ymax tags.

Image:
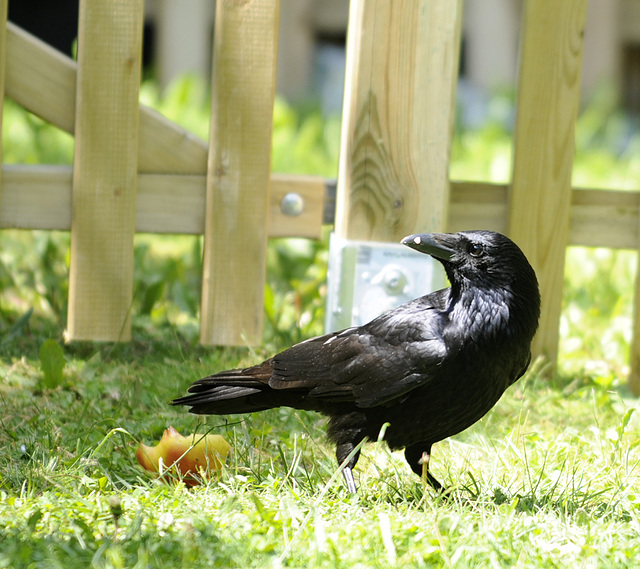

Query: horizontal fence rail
<box><xmin>2</xmin><ymin>167</ymin><xmax>640</xmax><ymax>250</ymax></box>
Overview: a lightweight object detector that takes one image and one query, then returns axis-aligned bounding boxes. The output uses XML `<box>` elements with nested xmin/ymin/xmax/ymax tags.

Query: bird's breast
<box><xmin>381</xmin><ymin>344</ymin><xmax>522</xmax><ymax>450</ymax></box>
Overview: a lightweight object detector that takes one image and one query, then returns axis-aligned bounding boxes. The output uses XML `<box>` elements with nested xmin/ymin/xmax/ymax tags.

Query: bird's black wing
<box><xmin>174</xmin><ymin>289</ymin><xmax>451</xmax><ymax>413</ymax></box>
<box><xmin>267</xmin><ymin>290</ymin><xmax>450</xmax><ymax>408</ymax></box>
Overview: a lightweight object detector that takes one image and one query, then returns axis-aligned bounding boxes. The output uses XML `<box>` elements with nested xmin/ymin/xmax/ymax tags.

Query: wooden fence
<box><xmin>1</xmin><ymin>0</ymin><xmax>639</xmax><ymax>393</ymax></box>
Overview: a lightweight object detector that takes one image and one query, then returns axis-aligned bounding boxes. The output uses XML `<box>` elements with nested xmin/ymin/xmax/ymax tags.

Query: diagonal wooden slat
<box><xmin>4</xmin><ymin>22</ymin><xmax>208</xmax><ymax>175</ymax></box>
<box><xmin>2</xmin><ymin>6</ymin><xmax>640</xmax><ymax>393</ymax></box>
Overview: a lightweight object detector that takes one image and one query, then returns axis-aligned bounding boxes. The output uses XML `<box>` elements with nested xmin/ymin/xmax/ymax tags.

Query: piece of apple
<box><xmin>136</xmin><ymin>426</ymin><xmax>230</xmax><ymax>485</ymax></box>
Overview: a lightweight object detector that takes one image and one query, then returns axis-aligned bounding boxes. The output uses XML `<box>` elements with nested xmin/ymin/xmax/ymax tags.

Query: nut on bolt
<box><xmin>280</xmin><ymin>192</ymin><xmax>305</xmax><ymax>217</ymax></box>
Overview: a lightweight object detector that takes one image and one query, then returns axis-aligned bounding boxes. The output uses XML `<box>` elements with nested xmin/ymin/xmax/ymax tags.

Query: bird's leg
<box><xmin>418</xmin><ymin>451</ymin><xmax>443</xmax><ymax>491</ymax></box>
<box><xmin>336</xmin><ymin>442</ymin><xmax>361</xmax><ymax>494</ymax></box>
<box><xmin>342</xmin><ymin>466</ymin><xmax>358</xmax><ymax>494</ymax></box>
<box><xmin>404</xmin><ymin>442</ymin><xmax>445</xmax><ymax>492</ymax></box>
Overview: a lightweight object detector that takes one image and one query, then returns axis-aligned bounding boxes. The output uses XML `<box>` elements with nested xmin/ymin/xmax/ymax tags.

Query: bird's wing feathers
<box><xmin>175</xmin><ymin>293</ymin><xmax>449</xmax><ymax>412</ymax></box>
<box><xmin>268</xmin><ymin>296</ymin><xmax>448</xmax><ymax>408</ymax></box>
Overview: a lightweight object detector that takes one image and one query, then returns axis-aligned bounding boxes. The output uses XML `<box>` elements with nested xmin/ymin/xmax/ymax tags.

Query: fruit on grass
<box><xmin>136</xmin><ymin>426</ymin><xmax>230</xmax><ymax>485</ymax></box>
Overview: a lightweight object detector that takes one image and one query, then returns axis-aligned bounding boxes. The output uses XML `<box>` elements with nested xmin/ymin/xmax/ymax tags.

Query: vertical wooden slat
<box><xmin>630</xmin><ymin>239</ymin><xmax>640</xmax><ymax>394</ymax></box>
<box><xmin>509</xmin><ymin>0</ymin><xmax>587</xmax><ymax>362</ymax></box>
<box><xmin>156</xmin><ymin>0</ymin><xmax>212</xmax><ymax>88</ymax></box>
<box><xmin>200</xmin><ymin>0</ymin><xmax>279</xmax><ymax>346</ymax></box>
<box><xmin>0</xmin><ymin>0</ymin><xmax>7</xmax><ymax>212</ymax></box>
<box><xmin>68</xmin><ymin>0</ymin><xmax>144</xmax><ymax>341</ymax></box>
<box><xmin>335</xmin><ymin>0</ymin><xmax>462</xmax><ymax>241</ymax></box>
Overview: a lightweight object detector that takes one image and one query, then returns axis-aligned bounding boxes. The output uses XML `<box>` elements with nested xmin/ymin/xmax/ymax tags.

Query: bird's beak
<box><xmin>401</xmin><ymin>233</ymin><xmax>456</xmax><ymax>261</ymax></box>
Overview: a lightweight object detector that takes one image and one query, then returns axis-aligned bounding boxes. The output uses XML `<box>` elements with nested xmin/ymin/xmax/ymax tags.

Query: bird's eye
<box><xmin>468</xmin><ymin>243</ymin><xmax>484</xmax><ymax>258</ymax></box>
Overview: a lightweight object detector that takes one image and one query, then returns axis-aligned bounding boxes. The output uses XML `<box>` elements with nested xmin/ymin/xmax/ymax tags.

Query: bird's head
<box><xmin>402</xmin><ymin>230</ymin><xmax>540</xmax><ymax>324</ymax></box>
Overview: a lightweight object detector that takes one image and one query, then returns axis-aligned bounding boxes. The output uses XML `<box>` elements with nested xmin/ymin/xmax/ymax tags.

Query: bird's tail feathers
<box><xmin>171</xmin><ymin>362</ymin><xmax>275</xmax><ymax>414</ymax></box>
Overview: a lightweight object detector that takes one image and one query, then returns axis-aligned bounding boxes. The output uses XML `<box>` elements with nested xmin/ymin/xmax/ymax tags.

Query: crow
<box><xmin>172</xmin><ymin>230</ymin><xmax>540</xmax><ymax>493</ymax></box>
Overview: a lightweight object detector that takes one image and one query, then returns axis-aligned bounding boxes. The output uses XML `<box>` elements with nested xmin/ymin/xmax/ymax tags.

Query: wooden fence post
<box><xmin>200</xmin><ymin>0</ymin><xmax>279</xmax><ymax>346</ymax></box>
<box><xmin>509</xmin><ymin>0</ymin><xmax>587</xmax><ymax>363</ymax></box>
<box><xmin>68</xmin><ymin>0</ymin><xmax>144</xmax><ymax>341</ymax></box>
<box><xmin>335</xmin><ymin>0</ymin><xmax>462</xmax><ymax>241</ymax></box>
<box><xmin>630</xmin><ymin>239</ymin><xmax>640</xmax><ymax>394</ymax></box>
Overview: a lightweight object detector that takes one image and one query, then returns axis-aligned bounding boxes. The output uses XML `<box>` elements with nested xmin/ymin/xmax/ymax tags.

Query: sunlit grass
<box><xmin>1</xmin><ymin>352</ymin><xmax>639</xmax><ymax>567</ymax></box>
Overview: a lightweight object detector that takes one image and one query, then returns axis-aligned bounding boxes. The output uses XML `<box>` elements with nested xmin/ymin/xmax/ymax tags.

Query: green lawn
<box><xmin>1</xmin><ymin>334</ymin><xmax>639</xmax><ymax>568</ymax></box>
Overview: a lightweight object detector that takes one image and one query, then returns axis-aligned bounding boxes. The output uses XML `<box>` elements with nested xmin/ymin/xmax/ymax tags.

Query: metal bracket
<box><xmin>325</xmin><ymin>233</ymin><xmax>447</xmax><ymax>332</ymax></box>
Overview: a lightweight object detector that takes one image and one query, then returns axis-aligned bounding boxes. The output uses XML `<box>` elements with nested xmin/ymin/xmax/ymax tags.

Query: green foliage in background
<box><xmin>1</xmin><ymin>99</ymin><xmax>74</xmax><ymax>165</ymax></box>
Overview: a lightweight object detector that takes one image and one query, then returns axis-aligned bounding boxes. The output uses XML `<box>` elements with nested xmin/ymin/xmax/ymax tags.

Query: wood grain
<box><xmin>509</xmin><ymin>0</ymin><xmax>587</xmax><ymax>361</ymax></box>
<box><xmin>199</xmin><ymin>0</ymin><xmax>279</xmax><ymax>346</ymax></box>
<box><xmin>67</xmin><ymin>0</ymin><xmax>144</xmax><ymax>341</ymax></box>
<box><xmin>3</xmin><ymin>3</ymin><xmax>640</xmax><ymax>393</ymax></box>
<box><xmin>335</xmin><ymin>0</ymin><xmax>462</xmax><ymax>241</ymax></box>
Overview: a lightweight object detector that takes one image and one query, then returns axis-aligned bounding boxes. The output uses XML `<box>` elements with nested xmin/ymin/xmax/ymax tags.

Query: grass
<box><xmin>3</xmin><ymin>79</ymin><xmax>640</xmax><ymax>567</ymax></box>
<box><xmin>1</xmin><ymin>337</ymin><xmax>640</xmax><ymax>567</ymax></box>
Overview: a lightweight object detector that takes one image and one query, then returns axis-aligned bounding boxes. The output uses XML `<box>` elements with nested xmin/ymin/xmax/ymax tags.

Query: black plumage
<box><xmin>172</xmin><ymin>230</ymin><xmax>540</xmax><ymax>493</ymax></box>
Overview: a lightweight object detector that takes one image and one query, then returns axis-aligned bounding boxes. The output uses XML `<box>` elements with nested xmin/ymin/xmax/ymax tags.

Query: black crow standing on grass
<box><xmin>173</xmin><ymin>230</ymin><xmax>540</xmax><ymax>493</ymax></box>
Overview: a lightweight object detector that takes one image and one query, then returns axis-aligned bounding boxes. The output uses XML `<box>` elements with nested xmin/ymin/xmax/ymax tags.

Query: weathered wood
<box><xmin>569</xmin><ymin>188</ymin><xmax>639</xmax><ymax>250</ymax></box>
<box><xmin>0</xmin><ymin>165</ymin><xmax>74</xmax><ymax>230</ymax></box>
<box><xmin>199</xmin><ymin>0</ymin><xmax>279</xmax><ymax>346</ymax></box>
<box><xmin>509</xmin><ymin>0</ymin><xmax>587</xmax><ymax>362</ymax></box>
<box><xmin>138</xmin><ymin>106</ymin><xmax>208</xmax><ymax>175</ymax></box>
<box><xmin>3</xmin><ymin>3</ymin><xmax>640</xmax><ymax>394</ymax></box>
<box><xmin>68</xmin><ymin>0</ymin><xmax>144</xmax><ymax>341</ymax></box>
<box><xmin>335</xmin><ymin>0</ymin><xmax>462</xmax><ymax>241</ymax></box>
<box><xmin>4</xmin><ymin>22</ymin><xmax>208</xmax><ymax>175</ymax></box>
